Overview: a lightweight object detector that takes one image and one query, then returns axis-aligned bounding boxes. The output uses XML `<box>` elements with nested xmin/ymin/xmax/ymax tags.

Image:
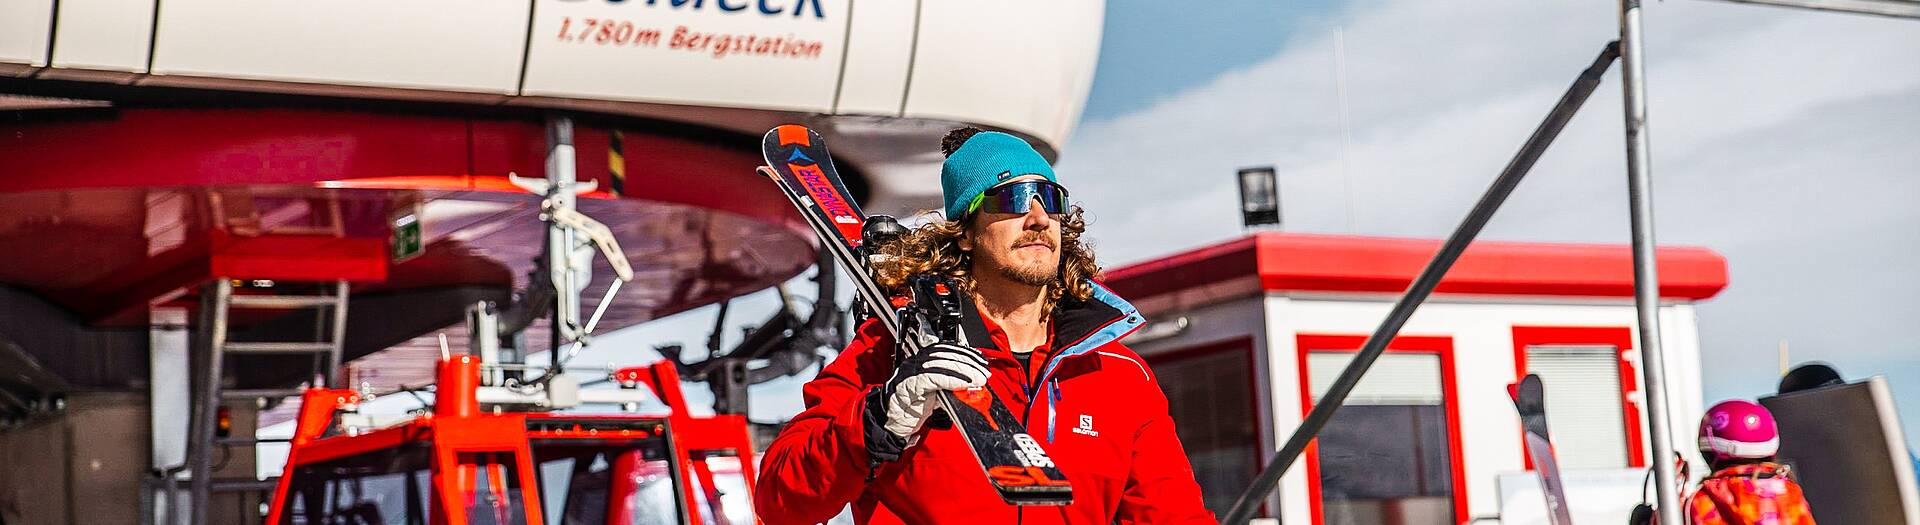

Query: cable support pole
<box><xmin>1617</xmin><ymin>2</ymin><xmax>1686</xmax><ymax>522</ymax></box>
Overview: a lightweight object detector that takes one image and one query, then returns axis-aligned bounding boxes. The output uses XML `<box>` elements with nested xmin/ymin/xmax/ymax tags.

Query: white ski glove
<box><xmin>863</xmin><ymin>342</ymin><xmax>989</xmax><ymax>462</ymax></box>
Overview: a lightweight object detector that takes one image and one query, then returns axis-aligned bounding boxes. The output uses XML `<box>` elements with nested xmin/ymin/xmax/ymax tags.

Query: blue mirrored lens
<box><xmin>982</xmin><ymin>181</ymin><xmax>1067</xmax><ymax>215</ymax></box>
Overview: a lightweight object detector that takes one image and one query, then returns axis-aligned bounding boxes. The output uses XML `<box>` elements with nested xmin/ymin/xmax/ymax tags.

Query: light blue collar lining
<box><xmin>1034</xmin><ymin>281</ymin><xmax>1143</xmax><ymax>441</ymax></box>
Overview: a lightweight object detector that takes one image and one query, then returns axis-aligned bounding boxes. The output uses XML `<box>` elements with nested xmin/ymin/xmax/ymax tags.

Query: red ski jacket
<box><xmin>754</xmin><ymin>282</ymin><xmax>1214</xmax><ymax>524</ymax></box>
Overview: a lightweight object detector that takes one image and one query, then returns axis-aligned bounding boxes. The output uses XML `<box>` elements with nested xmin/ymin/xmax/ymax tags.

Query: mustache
<box><xmin>1011</xmin><ymin>232</ymin><xmax>1056</xmax><ymax>250</ymax></box>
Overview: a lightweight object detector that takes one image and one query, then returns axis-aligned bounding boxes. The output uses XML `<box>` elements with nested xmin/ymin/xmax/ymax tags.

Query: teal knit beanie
<box><xmin>940</xmin><ymin>131</ymin><xmax>1057</xmax><ymax>220</ymax></box>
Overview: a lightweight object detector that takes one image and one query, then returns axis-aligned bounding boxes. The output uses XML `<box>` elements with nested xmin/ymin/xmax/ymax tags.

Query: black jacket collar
<box><xmin>957</xmin><ymin>292</ymin><xmax>1127</xmax><ymax>356</ymax></box>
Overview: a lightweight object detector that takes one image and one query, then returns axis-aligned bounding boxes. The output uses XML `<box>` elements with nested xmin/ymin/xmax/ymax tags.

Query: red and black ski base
<box><xmin>759</xmin><ymin>124</ymin><xmax>1072</xmax><ymax>506</ymax></box>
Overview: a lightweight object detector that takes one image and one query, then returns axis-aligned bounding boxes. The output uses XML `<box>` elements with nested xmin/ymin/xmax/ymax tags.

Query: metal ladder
<box><xmin>179</xmin><ymin>278</ymin><xmax>349</xmax><ymax>525</ymax></box>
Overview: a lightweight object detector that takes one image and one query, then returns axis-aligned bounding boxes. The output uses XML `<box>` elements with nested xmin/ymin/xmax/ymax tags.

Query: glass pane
<box><xmin>463</xmin><ymin>454</ymin><xmax>530</xmax><ymax>525</ymax></box>
<box><xmin>277</xmin><ymin>445</ymin><xmax>431</xmax><ymax>525</ymax></box>
<box><xmin>1526</xmin><ymin>344</ymin><xmax>1629</xmax><ymax>469</ymax></box>
<box><xmin>532</xmin><ymin>438</ymin><xmax>680</xmax><ymax>525</ymax></box>
<box><xmin>689</xmin><ymin>453</ymin><xmax>755</xmax><ymax>525</ymax></box>
<box><xmin>615</xmin><ymin>451</ymin><xmax>683</xmax><ymax>525</ymax></box>
<box><xmin>1153</xmin><ymin>347</ymin><xmax>1259</xmax><ymax>517</ymax></box>
<box><xmin>538</xmin><ymin>457</ymin><xmax>577</xmax><ymax>525</ymax></box>
<box><xmin>1239</xmin><ymin>168</ymin><xmax>1278</xmax><ymax>210</ymax></box>
<box><xmin>1308</xmin><ymin>351</ymin><xmax>1454</xmax><ymax>525</ymax></box>
<box><xmin>1307</xmin><ymin>352</ymin><xmax>1443</xmax><ymax>405</ymax></box>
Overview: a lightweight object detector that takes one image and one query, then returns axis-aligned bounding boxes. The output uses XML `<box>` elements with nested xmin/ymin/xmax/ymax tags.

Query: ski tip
<box><xmin>1519</xmin><ymin>373</ymin><xmax>1544</xmax><ymax>397</ymax></box>
<box><xmin>756</xmin><ymin>166</ymin><xmax>778</xmax><ymax>180</ymax></box>
<box><xmin>771</xmin><ymin>124</ymin><xmax>812</xmax><ymax>147</ymax></box>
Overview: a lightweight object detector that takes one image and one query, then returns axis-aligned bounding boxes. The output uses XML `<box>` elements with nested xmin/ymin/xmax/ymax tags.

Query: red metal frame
<box><xmin>1510</xmin><ymin>326</ymin><xmax>1646</xmax><ymax>469</ymax></box>
<box><xmin>288</xmin><ymin>388</ymin><xmax>361</xmax><ymax>446</ymax></box>
<box><xmin>205</xmin><ymin>232</ymin><xmax>388</xmax><ymax>283</ymax></box>
<box><xmin>318</xmin><ymin>175</ymin><xmax>615</xmax><ymax>200</ymax></box>
<box><xmin>68</xmin><ymin>231</ymin><xmax>388</xmax><ymax>322</ymax></box>
<box><xmin>610</xmin><ymin>449</ymin><xmax>647</xmax><ymax>525</ymax></box>
<box><xmin>265</xmin><ymin>357</ymin><xmax>759</xmax><ymax>525</ymax></box>
<box><xmin>1294</xmin><ymin>334</ymin><xmax>1468</xmax><ymax>525</ymax></box>
<box><xmin>432</xmin><ymin>416</ymin><xmax>547</xmax><ymax>524</ymax></box>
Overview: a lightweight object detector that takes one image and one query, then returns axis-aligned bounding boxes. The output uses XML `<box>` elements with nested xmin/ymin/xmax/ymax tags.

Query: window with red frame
<box><xmin>1147</xmin><ymin>338</ymin><xmax>1262</xmax><ymax>519</ymax></box>
<box><xmin>1511</xmin><ymin>326</ymin><xmax>1645</xmax><ymax>470</ymax></box>
<box><xmin>1299</xmin><ymin>334</ymin><xmax>1465</xmax><ymax>525</ymax></box>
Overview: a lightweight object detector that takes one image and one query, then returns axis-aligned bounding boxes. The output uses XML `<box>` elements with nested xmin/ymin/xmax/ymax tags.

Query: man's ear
<box><xmin>955</xmin><ymin>216</ymin><xmax>975</xmax><ymax>252</ymax></box>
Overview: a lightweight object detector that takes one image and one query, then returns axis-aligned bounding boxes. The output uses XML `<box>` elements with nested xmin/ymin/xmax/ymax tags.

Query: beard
<box><xmin>998</xmin><ymin>258</ymin><xmax>1057</xmax><ymax>287</ymax></box>
<box><xmin>995</xmin><ymin>232</ymin><xmax>1059</xmax><ymax>287</ymax></box>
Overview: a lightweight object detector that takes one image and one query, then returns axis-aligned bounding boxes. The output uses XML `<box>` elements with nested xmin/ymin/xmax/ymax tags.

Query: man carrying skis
<box><xmin>754</xmin><ymin>127</ymin><xmax>1214</xmax><ymax>524</ymax></box>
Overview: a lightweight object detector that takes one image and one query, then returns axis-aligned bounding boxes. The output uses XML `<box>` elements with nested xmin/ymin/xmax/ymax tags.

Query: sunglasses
<box><xmin>967</xmin><ymin>179</ymin><xmax>1070</xmax><ymax>217</ymax></box>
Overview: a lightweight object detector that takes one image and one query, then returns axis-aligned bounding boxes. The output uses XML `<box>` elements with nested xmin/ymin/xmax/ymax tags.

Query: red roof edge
<box><xmin>1103</xmin><ymin>232</ymin><xmax>1728</xmax><ymax>303</ymax></box>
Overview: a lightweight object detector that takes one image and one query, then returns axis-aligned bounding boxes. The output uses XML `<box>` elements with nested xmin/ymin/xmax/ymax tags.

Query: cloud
<box><xmin>1059</xmin><ymin>0</ymin><xmax>1920</xmax><ymax>415</ymax></box>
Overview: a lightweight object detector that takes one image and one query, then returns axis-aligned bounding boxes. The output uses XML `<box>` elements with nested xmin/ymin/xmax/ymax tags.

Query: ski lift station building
<box><xmin>1104</xmin><ymin>232</ymin><xmax>1729</xmax><ymax>525</ymax></box>
<box><xmin>0</xmin><ymin>1</ymin><xmax>1103</xmax><ymax>523</ymax></box>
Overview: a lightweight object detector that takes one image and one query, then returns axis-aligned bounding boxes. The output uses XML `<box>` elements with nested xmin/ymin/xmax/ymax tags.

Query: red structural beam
<box><xmin>208</xmin><ymin>232</ymin><xmax>388</xmax><ymax>282</ymax></box>
<box><xmin>0</xmin><ymin>108</ymin><xmax>803</xmax><ymax>233</ymax></box>
<box><xmin>1104</xmin><ymin>232</ymin><xmax>1729</xmax><ymax>303</ymax></box>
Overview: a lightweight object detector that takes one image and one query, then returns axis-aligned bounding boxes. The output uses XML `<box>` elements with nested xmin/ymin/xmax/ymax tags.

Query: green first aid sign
<box><xmin>391</xmin><ymin>212</ymin><xmax>422</xmax><ymax>262</ymax></box>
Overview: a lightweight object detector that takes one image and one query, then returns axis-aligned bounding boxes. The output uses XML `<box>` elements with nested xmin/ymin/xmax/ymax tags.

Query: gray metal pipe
<box><xmin>546</xmin><ymin>115</ymin><xmax>579</xmax><ymax>355</ymax></box>
<box><xmin>1618</xmin><ymin>1</ymin><xmax>1687</xmax><ymax>523</ymax></box>
<box><xmin>187</xmin><ymin>279</ymin><xmax>230</xmax><ymax>525</ymax></box>
<box><xmin>1708</xmin><ymin>0</ymin><xmax>1920</xmax><ymax>19</ymax></box>
<box><xmin>1218</xmin><ymin>41</ymin><xmax>1621</xmax><ymax>524</ymax></box>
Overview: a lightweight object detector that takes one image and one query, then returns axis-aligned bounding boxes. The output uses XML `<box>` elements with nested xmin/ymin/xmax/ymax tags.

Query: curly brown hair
<box><xmin>940</xmin><ymin>126</ymin><xmax>986</xmax><ymax>156</ymax></box>
<box><xmin>871</xmin><ymin>206</ymin><xmax>1101</xmax><ymax>309</ymax></box>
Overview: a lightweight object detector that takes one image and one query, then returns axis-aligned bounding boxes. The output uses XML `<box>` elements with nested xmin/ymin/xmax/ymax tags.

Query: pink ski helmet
<box><xmin>1698</xmin><ymin>400</ymin><xmax>1779</xmax><ymax>461</ymax></box>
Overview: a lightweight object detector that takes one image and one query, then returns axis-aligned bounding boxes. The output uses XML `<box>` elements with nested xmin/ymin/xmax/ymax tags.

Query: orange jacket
<box><xmin>1687</xmin><ymin>463</ymin><xmax>1816</xmax><ymax>525</ymax></box>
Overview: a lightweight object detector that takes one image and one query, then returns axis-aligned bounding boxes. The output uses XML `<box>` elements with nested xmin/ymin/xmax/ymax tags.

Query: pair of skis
<box><xmin>758</xmin><ymin>125</ymin><xmax>1072</xmax><ymax>505</ymax></box>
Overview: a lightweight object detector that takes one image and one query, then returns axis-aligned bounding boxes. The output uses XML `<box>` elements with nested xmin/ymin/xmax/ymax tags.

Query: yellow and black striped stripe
<box><xmin>609</xmin><ymin>130</ymin><xmax>626</xmax><ymax>196</ymax></box>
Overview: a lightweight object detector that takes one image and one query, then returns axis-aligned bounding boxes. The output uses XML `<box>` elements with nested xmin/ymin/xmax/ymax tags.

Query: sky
<box><xmin>1057</xmin><ymin>0</ymin><xmax>1920</xmax><ymax>442</ymax></box>
<box><xmin>317</xmin><ymin>0</ymin><xmax>1920</xmax><ymax>454</ymax></box>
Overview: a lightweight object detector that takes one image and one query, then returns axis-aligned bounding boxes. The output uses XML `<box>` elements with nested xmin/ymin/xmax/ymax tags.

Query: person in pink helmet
<box><xmin>1686</xmin><ymin>400</ymin><xmax>1816</xmax><ymax>524</ymax></box>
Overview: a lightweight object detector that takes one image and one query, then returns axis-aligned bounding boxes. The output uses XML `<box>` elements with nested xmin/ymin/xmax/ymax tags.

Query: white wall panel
<box><xmin>12</xmin><ymin>0</ymin><xmax>1103</xmax><ymax>157</ymax></box>
<box><xmin>1264</xmin><ymin>295</ymin><xmax>1314</xmax><ymax>525</ymax></box>
<box><xmin>1263</xmin><ymin>296</ymin><xmax>1706</xmax><ymax>520</ymax></box>
<box><xmin>1279</xmin><ymin>299</ymin><xmax>1610</xmax><ymax>518</ymax></box>
<box><xmin>0</xmin><ymin>0</ymin><xmax>54</xmax><ymax>66</ymax></box>
<box><xmin>51</xmin><ymin>0</ymin><xmax>155</xmax><ymax>71</ymax></box>
<box><xmin>902</xmin><ymin>0</ymin><xmax>1103</xmax><ymax>150</ymax></box>
<box><xmin>831</xmin><ymin>0</ymin><xmax>915</xmax><ymax>115</ymax></box>
<box><xmin>1659</xmin><ymin>305</ymin><xmax>1708</xmax><ymax>468</ymax></box>
<box><xmin>150</xmin><ymin>0</ymin><xmax>528</xmax><ymax>93</ymax></box>
<box><xmin>1130</xmin><ymin>296</ymin><xmax>1266</xmax><ymax>359</ymax></box>
<box><xmin>521</xmin><ymin>0</ymin><xmax>849</xmax><ymax>112</ymax></box>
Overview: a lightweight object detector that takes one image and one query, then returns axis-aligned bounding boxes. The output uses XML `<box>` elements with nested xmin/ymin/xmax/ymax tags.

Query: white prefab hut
<box><xmin>1103</xmin><ymin>232</ymin><xmax>1729</xmax><ymax>525</ymax></box>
